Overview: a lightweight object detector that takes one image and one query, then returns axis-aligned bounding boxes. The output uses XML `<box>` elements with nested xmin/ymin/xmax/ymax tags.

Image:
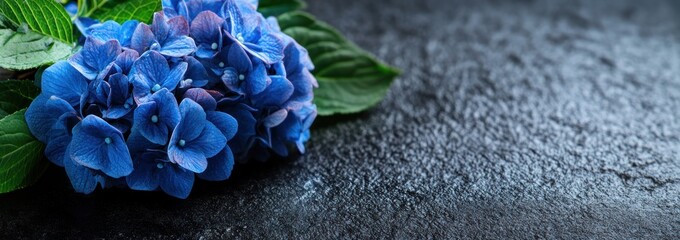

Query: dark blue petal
<box><xmin>159</xmin><ymin>164</ymin><xmax>194</xmax><ymax>199</ymax></box>
<box><xmin>206</xmin><ymin>111</ymin><xmax>238</xmax><ymax>140</ymax></box>
<box><xmin>70</xmin><ymin>115</ymin><xmax>133</xmax><ymax>178</ymax></box>
<box><xmin>197</xmin><ymin>146</ymin><xmax>234</xmax><ymax>181</ymax></box>
<box><xmin>182</xmin><ymin>56</ymin><xmax>210</xmax><ymax>87</ymax></box>
<box><xmin>41</xmin><ymin>61</ymin><xmax>89</xmax><ymax>106</ymax></box>
<box><xmin>183</xmin><ymin>88</ymin><xmax>216</xmax><ymax>111</ymax></box>
<box><xmin>223</xmin><ymin>104</ymin><xmax>256</xmax><ymax>154</ymax></box>
<box><xmin>126</xmin><ymin>151</ymin><xmax>163</xmax><ymax>191</ymax></box>
<box><xmin>130</xmin><ymin>51</ymin><xmax>171</xmax><ymax>103</ymax></box>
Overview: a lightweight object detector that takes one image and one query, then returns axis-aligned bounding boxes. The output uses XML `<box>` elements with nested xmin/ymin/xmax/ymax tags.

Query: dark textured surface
<box><xmin>2</xmin><ymin>0</ymin><xmax>680</xmax><ymax>238</ymax></box>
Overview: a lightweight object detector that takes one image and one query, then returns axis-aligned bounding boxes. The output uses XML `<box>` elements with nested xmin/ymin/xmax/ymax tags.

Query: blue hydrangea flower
<box><xmin>69</xmin><ymin>115</ymin><xmax>134</xmax><ymax>178</ymax></box>
<box><xmin>133</xmin><ymin>89</ymin><xmax>181</xmax><ymax>145</ymax></box>
<box><xmin>168</xmin><ymin>99</ymin><xmax>226</xmax><ymax>173</ymax></box>
<box><xmin>222</xmin><ymin>0</ymin><xmax>283</xmax><ymax>64</ymax></box>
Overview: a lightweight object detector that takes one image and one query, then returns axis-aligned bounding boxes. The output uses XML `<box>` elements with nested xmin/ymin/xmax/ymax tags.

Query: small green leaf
<box><xmin>277</xmin><ymin>12</ymin><xmax>400</xmax><ymax>116</ymax></box>
<box><xmin>257</xmin><ymin>0</ymin><xmax>306</xmax><ymax>17</ymax></box>
<box><xmin>0</xmin><ymin>109</ymin><xmax>47</xmax><ymax>194</ymax></box>
<box><xmin>0</xmin><ymin>80</ymin><xmax>40</xmax><ymax>119</ymax></box>
<box><xmin>78</xmin><ymin>0</ymin><xmax>162</xmax><ymax>24</ymax></box>
<box><xmin>0</xmin><ymin>25</ymin><xmax>73</xmax><ymax>70</ymax></box>
<box><xmin>0</xmin><ymin>0</ymin><xmax>74</xmax><ymax>43</ymax></box>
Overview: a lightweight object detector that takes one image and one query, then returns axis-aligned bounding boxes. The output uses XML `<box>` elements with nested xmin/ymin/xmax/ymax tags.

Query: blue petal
<box><xmin>168</xmin><ymin>144</ymin><xmax>207</xmax><ymax>173</ymax></box>
<box><xmin>252</xmin><ymin>75</ymin><xmax>293</xmax><ymax>107</ymax></box>
<box><xmin>191</xmin><ymin>11</ymin><xmax>224</xmax><ymax>58</ymax></box>
<box><xmin>182</xmin><ymin>56</ymin><xmax>210</xmax><ymax>87</ymax></box>
<box><xmin>162</xmin><ymin>61</ymin><xmax>188</xmax><ymax>91</ymax></box>
<box><xmin>70</xmin><ymin>115</ymin><xmax>133</xmax><ymax>178</ymax></box>
<box><xmin>159</xmin><ymin>164</ymin><xmax>194</xmax><ymax>199</ymax></box>
<box><xmin>173</xmin><ymin>99</ymin><xmax>206</xmax><ymax>141</ymax></box>
<box><xmin>41</xmin><ymin>61</ymin><xmax>89</xmax><ymax>106</ymax></box>
<box><xmin>69</xmin><ymin>38</ymin><xmax>122</xmax><ymax>80</ymax></box>
<box><xmin>64</xmin><ymin>143</ymin><xmax>105</xmax><ymax>194</ymax></box>
<box><xmin>248</xmin><ymin>31</ymin><xmax>284</xmax><ymax>64</ymax></box>
<box><xmin>245</xmin><ymin>60</ymin><xmax>270</xmax><ymax>95</ymax></box>
<box><xmin>186</xmin><ymin>121</ymin><xmax>226</xmax><ymax>158</ymax></box>
<box><xmin>86</xmin><ymin>21</ymin><xmax>121</xmax><ymax>42</ymax></box>
<box><xmin>44</xmin><ymin>112</ymin><xmax>79</xmax><ymax>166</ymax></box>
<box><xmin>151</xmin><ymin>12</ymin><xmax>170</xmax><ymax>43</ymax></box>
<box><xmin>227</xmin><ymin>43</ymin><xmax>252</xmax><ymax>72</ymax></box>
<box><xmin>114</xmin><ymin>50</ymin><xmax>139</xmax><ymax>74</ymax></box>
<box><xmin>130</xmin><ymin>24</ymin><xmax>157</xmax><ymax>54</ymax></box>
<box><xmin>119</xmin><ymin>20</ymin><xmax>140</xmax><ymax>47</ymax></box>
<box><xmin>198</xmin><ymin>146</ymin><xmax>234</xmax><ymax>181</ymax></box>
<box><xmin>126</xmin><ymin>127</ymin><xmax>162</xmax><ymax>155</ymax></box>
<box><xmin>183</xmin><ymin>88</ymin><xmax>216</xmax><ymax>111</ymax></box>
<box><xmin>160</xmin><ymin>36</ymin><xmax>197</xmax><ymax>57</ymax></box>
<box><xmin>206</xmin><ymin>111</ymin><xmax>238</xmax><ymax>140</ymax></box>
<box><xmin>25</xmin><ymin>95</ymin><xmax>77</xmax><ymax>142</ymax></box>
<box><xmin>263</xmin><ymin>108</ymin><xmax>288</xmax><ymax>128</ymax></box>
<box><xmin>126</xmin><ymin>151</ymin><xmax>163</xmax><ymax>191</ymax></box>
<box><xmin>223</xmin><ymin>104</ymin><xmax>256</xmax><ymax>154</ymax></box>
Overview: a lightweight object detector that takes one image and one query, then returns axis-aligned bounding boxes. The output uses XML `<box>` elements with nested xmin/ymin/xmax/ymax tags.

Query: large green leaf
<box><xmin>257</xmin><ymin>0</ymin><xmax>306</xmax><ymax>17</ymax></box>
<box><xmin>277</xmin><ymin>12</ymin><xmax>399</xmax><ymax>116</ymax></box>
<box><xmin>0</xmin><ymin>80</ymin><xmax>40</xmax><ymax>118</ymax></box>
<box><xmin>0</xmin><ymin>0</ymin><xmax>73</xmax><ymax>43</ymax></box>
<box><xmin>77</xmin><ymin>0</ymin><xmax>162</xmax><ymax>24</ymax></box>
<box><xmin>0</xmin><ymin>25</ymin><xmax>73</xmax><ymax>70</ymax></box>
<box><xmin>0</xmin><ymin>109</ymin><xmax>47</xmax><ymax>194</ymax></box>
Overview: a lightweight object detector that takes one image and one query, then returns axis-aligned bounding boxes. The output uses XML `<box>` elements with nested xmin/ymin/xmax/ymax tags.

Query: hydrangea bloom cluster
<box><xmin>26</xmin><ymin>0</ymin><xmax>317</xmax><ymax>198</ymax></box>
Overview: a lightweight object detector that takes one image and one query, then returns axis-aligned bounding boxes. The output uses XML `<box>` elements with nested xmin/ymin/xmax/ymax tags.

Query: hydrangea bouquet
<box><xmin>0</xmin><ymin>0</ymin><xmax>398</xmax><ymax>198</ymax></box>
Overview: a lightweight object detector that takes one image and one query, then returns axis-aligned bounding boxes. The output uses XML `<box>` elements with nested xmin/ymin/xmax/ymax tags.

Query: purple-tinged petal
<box><xmin>191</xmin><ymin>11</ymin><xmax>225</xmax><ymax>58</ymax></box>
<box><xmin>183</xmin><ymin>88</ymin><xmax>216</xmax><ymax>111</ymax></box>
<box><xmin>115</xmin><ymin>50</ymin><xmax>139</xmax><ymax>74</ymax></box>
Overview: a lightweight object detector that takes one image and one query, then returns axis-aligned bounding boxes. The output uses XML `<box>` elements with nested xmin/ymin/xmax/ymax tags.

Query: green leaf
<box><xmin>0</xmin><ymin>25</ymin><xmax>73</xmax><ymax>70</ymax></box>
<box><xmin>78</xmin><ymin>0</ymin><xmax>162</xmax><ymax>24</ymax></box>
<box><xmin>0</xmin><ymin>0</ymin><xmax>73</xmax><ymax>43</ymax></box>
<box><xmin>0</xmin><ymin>80</ymin><xmax>39</xmax><ymax>119</ymax></box>
<box><xmin>0</xmin><ymin>109</ymin><xmax>47</xmax><ymax>194</ymax></box>
<box><xmin>257</xmin><ymin>0</ymin><xmax>306</xmax><ymax>17</ymax></box>
<box><xmin>277</xmin><ymin>12</ymin><xmax>400</xmax><ymax>116</ymax></box>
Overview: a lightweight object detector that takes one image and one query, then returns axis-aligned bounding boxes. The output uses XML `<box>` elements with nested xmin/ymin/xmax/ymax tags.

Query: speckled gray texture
<box><xmin>1</xmin><ymin>0</ymin><xmax>680</xmax><ymax>238</ymax></box>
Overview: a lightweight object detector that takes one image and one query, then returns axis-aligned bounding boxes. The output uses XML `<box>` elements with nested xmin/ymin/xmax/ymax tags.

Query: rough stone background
<box><xmin>2</xmin><ymin>0</ymin><xmax>680</xmax><ymax>238</ymax></box>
